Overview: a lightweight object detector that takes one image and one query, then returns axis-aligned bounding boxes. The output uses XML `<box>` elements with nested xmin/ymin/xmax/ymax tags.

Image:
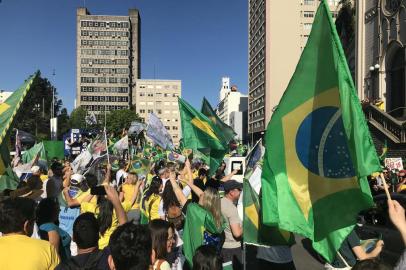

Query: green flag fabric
<box><xmin>183</xmin><ymin>203</ymin><xmax>225</xmax><ymax>268</ymax></box>
<box><xmin>0</xmin><ymin>72</ymin><xmax>38</xmax><ymax>190</ymax></box>
<box><xmin>201</xmin><ymin>97</ymin><xmax>236</xmax><ymax>144</ymax></box>
<box><xmin>261</xmin><ymin>0</ymin><xmax>381</xmax><ymax>262</ymax></box>
<box><xmin>243</xmin><ymin>141</ymin><xmax>295</xmax><ymax>247</ymax></box>
<box><xmin>22</xmin><ymin>142</ymin><xmax>48</xmax><ymax>165</ymax></box>
<box><xmin>43</xmin><ymin>141</ymin><xmax>65</xmax><ymax>161</ymax></box>
<box><xmin>178</xmin><ymin>97</ymin><xmax>227</xmax><ymax>176</ymax></box>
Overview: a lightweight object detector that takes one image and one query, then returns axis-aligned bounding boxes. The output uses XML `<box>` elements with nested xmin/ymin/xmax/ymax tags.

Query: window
<box><xmin>303</xmin><ymin>0</ymin><xmax>314</xmax><ymax>5</ymax></box>
<box><xmin>139</xmin><ymin>92</ymin><xmax>145</xmax><ymax>96</ymax></box>
<box><xmin>148</xmin><ymin>109</ymin><xmax>153</xmax><ymax>113</ymax></box>
<box><xmin>303</xmin><ymin>11</ymin><xmax>314</xmax><ymax>18</ymax></box>
<box><xmin>303</xmin><ymin>23</ymin><xmax>312</xmax><ymax>30</ymax></box>
<box><xmin>147</xmin><ymin>93</ymin><xmax>153</xmax><ymax>97</ymax></box>
<box><xmin>165</xmin><ymin>126</ymin><xmax>170</xmax><ymax>130</ymax></box>
<box><xmin>140</xmin><ymin>109</ymin><xmax>145</xmax><ymax>113</ymax></box>
<box><xmin>172</xmin><ymin>126</ymin><xmax>178</xmax><ymax>130</ymax></box>
<box><xmin>157</xmin><ymin>109</ymin><xmax>162</xmax><ymax>114</ymax></box>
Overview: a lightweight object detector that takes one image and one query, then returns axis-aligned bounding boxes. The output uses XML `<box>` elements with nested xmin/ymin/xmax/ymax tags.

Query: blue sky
<box><xmin>0</xmin><ymin>0</ymin><xmax>248</xmax><ymax>112</ymax></box>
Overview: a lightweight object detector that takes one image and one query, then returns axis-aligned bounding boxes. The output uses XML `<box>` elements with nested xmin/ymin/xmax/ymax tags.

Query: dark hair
<box><xmin>36</xmin><ymin>198</ymin><xmax>60</xmax><ymax>227</ymax></box>
<box><xmin>85</xmin><ymin>173</ymin><xmax>98</xmax><ymax>188</ymax></box>
<box><xmin>144</xmin><ymin>176</ymin><xmax>162</xmax><ymax>201</ymax></box>
<box><xmin>149</xmin><ymin>219</ymin><xmax>171</xmax><ymax>260</ymax></box>
<box><xmin>192</xmin><ymin>245</ymin><xmax>222</xmax><ymax>270</ymax></box>
<box><xmin>0</xmin><ymin>197</ymin><xmax>36</xmax><ymax>234</ymax></box>
<box><xmin>109</xmin><ymin>223</ymin><xmax>152</xmax><ymax>270</ymax></box>
<box><xmin>96</xmin><ymin>196</ymin><xmax>114</xmax><ymax>236</ymax></box>
<box><xmin>352</xmin><ymin>258</ymin><xmax>391</xmax><ymax>270</ymax></box>
<box><xmin>162</xmin><ymin>181</ymin><xmax>180</xmax><ymax>212</ymax></box>
<box><xmin>27</xmin><ymin>175</ymin><xmax>42</xmax><ymax>190</ymax></box>
<box><xmin>73</xmin><ymin>213</ymin><xmax>99</xmax><ymax>249</ymax></box>
<box><xmin>50</xmin><ymin>162</ymin><xmax>63</xmax><ymax>177</ymax></box>
<box><xmin>198</xmin><ymin>168</ymin><xmax>207</xmax><ymax>178</ymax></box>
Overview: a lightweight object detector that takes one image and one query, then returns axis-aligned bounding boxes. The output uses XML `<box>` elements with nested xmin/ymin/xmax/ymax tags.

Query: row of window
<box><xmin>81</xmin><ymin>30</ymin><xmax>129</xmax><ymax>37</ymax></box>
<box><xmin>81</xmin><ymin>86</ymin><xmax>128</xmax><ymax>93</ymax></box>
<box><xmin>139</xmin><ymin>108</ymin><xmax>178</xmax><ymax>115</ymax></box>
<box><xmin>81</xmin><ymin>21</ymin><xmax>130</xmax><ymax>29</ymax></box>
<box><xmin>81</xmin><ymin>96</ymin><xmax>129</xmax><ymax>102</ymax></box>
<box><xmin>139</xmin><ymin>92</ymin><xmax>179</xmax><ymax>97</ymax></box>
<box><xmin>80</xmin><ymin>77</ymin><xmax>129</xmax><ymax>84</ymax></box>
<box><xmin>139</xmin><ymin>101</ymin><xmax>178</xmax><ymax>106</ymax></box>
<box><xmin>82</xmin><ymin>105</ymin><xmax>128</xmax><ymax>111</ymax></box>
<box><xmin>81</xmin><ymin>58</ymin><xmax>128</xmax><ymax>65</ymax></box>
<box><xmin>81</xmin><ymin>49</ymin><xmax>128</xmax><ymax>56</ymax></box>
<box><xmin>81</xmin><ymin>40</ymin><xmax>128</xmax><ymax>47</ymax></box>
<box><xmin>139</xmin><ymin>85</ymin><xmax>179</xmax><ymax>90</ymax></box>
<box><xmin>81</xmin><ymin>68</ymin><xmax>129</xmax><ymax>75</ymax></box>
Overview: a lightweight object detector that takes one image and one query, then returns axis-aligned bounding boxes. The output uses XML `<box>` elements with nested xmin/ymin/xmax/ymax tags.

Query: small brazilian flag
<box><xmin>201</xmin><ymin>97</ymin><xmax>236</xmax><ymax>144</ymax></box>
<box><xmin>178</xmin><ymin>98</ymin><xmax>227</xmax><ymax>176</ymax></box>
<box><xmin>243</xmin><ymin>140</ymin><xmax>295</xmax><ymax>247</ymax></box>
<box><xmin>0</xmin><ymin>72</ymin><xmax>38</xmax><ymax>191</ymax></box>
<box><xmin>261</xmin><ymin>0</ymin><xmax>381</xmax><ymax>263</ymax></box>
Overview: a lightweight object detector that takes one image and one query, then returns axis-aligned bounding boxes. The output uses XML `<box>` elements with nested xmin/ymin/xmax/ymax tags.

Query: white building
<box><xmin>133</xmin><ymin>79</ymin><xmax>181</xmax><ymax>146</ymax></box>
<box><xmin>0</xmin><ymin>90</ymin><xmax>12</xmax><ymax>104</ymax></box>
<box><xmin>216</xmin><ymin>78</ymin><xmax>248</xmax><ymax>142</ymax></box>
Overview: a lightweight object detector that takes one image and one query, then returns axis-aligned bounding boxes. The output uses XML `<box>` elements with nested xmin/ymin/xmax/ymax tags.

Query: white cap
<box><xmin>30</xmin><ymin>166</ymin><xmax>40</xmax><ymax>174</ymax></box>
<box><xmin>70</xmin><ymin>174</ymin><xmax>84</xmax><ymax>185</ymax></box>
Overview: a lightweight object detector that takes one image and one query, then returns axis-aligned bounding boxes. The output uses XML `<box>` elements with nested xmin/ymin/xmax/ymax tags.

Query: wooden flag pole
<box><xmin>380</xmin><ymin>173</ymin><xmax>392</xmax><ymax>200</ymax></box>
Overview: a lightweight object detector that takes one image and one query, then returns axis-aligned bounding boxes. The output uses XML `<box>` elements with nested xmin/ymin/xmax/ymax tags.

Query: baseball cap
<box><xmin>223</xmin><ymin>180</ymin><xmax>243</xmax><ymax>192</ymax></box>
<box><xmin>70</xmin><ymin>174</ymin><xmax>84</xmax><ymax>185</ymax></box>
<box><xmin>30</xmin><ymin>165</ymin><xmax>40</xmax><ymax>174</ymax></box>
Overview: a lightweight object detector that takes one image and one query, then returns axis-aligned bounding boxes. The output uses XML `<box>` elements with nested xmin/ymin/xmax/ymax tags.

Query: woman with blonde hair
<box><xmin>119</xmin><ymin>172</ymin><xmax>142</xmax><ymax>223</ymax></box>
<box><xmin>168</xmin><ymin>160</ymin><xmax>225</xmax><ymax>268</ymax></box>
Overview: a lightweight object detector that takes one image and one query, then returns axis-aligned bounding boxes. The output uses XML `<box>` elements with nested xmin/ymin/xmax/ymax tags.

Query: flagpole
<box><xmin>243</xmin><ymin>242</ymin><xmax>247</xmax><ymax>270</ymax></box>
<box><xmin>104</xmin><ymin>127</ymin><xmax>110</xmax><ymax>164</ymax></box>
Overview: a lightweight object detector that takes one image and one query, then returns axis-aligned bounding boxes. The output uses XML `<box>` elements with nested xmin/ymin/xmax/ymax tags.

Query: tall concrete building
<box><xmin>76</xmin><ymin>8</ymin><xmax>140</xmax><ymax>114</ymax></box>
<box><xmin>248</xmin><ymin>0</ymin><xmax>340</xmax><ymax>142</ymax></box>
<box><xmin>132</xmin><ymin>79</ymin><xmax>181</xmax><ymax>146</ymax></box>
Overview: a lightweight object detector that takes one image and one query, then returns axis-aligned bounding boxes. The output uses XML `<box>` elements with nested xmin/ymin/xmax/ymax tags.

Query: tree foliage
<box><xmin>69</xmin><ymin>106</ymin><xmax>87</xmax><ymax>130</ymax></box>
<box><xmin>106</xmin><ymin>109</ymin><xmax>141</xmax><ymax>135</ymax></box>
<box><xmin>335</xmin><ymin>0</ymin><xmax>355</xmax><ymax>54</ymax></box>
<box><xmin>13</xmin><ymin>71</ymin><xmax>66</xmax><ymax>141</ymax></box>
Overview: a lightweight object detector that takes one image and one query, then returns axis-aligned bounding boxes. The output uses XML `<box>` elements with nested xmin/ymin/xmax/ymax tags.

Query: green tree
<box><xmin>13</xmin><ymin>71</ymin><xmax>63</xmax><ymax>140</ymax></box>
<box><xmin>335</xmin><ymin>0</ymin><xmax>355</xmax><ymax>55</ymax></box>
<box><xmin>69</xmin><ymin>107</ymin><xmax>87</xmax><ymax>130</ymax></box>
<box><xmin>58</xmin><ymin>108</ymin><xmax>70</xmax><ymax>139</ymax></box>
<box><xmin>106</xmin><ymin>109</ymin><xmax>141</xmax><ymax>135</ymax></box>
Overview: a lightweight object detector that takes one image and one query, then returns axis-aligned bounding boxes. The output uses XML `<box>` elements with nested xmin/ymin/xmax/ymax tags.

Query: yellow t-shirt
<box><xmin>40</xmin><ymin>174</ymin><xmax>48</xmax><ymax>182</ymax></box>
<box><xmin>0</xmin><ymin>234</ymin><xmax>60</xmax><ymax>270</ymax></box>
<box><xmin>145</xmin><ymin>194</ymin><xmax>161</xmax><ymax>221</ymax></box>
<box><xmin>122</xmin><ymin>184</ymin><xmax>140</xmax><ymax>210</ymax></box>
<box><xmin>81</xmin><ymin>201</ymin><xmax>132</xmax><ymax>249</ymax></box>
<box><xmin>399</xmin><ymin>184</ymin><xmax>406</xmax><ymax>192</ymax></box>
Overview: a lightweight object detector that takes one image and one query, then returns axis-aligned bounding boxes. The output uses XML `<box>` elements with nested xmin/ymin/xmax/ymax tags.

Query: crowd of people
<box><xmin>369</xmin><ymin>168</ymin><xmax>406</xmax><ymax>195</ymax></box>
<box><xmin>1</xmin><ymin>136</ymin><xmax>406</xmax><ymax>270</ymax></box>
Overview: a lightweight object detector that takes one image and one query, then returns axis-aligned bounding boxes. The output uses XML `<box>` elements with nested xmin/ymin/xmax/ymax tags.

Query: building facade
<box><xmin>248</xmin><ymin>0</ymin><xmax>340</xmax><ymax>142</ymax></box>
<box><xmin>76</xmin><ymin>8</ymin><xmax>140</xmax><ymax>114</ymax></box>
<box><xmin>0</xmin><ymin>90</ymin><xmax>12</xmax><ymax>104</ymax></box>
<box><xmin>356</xmin><ymin>0</ymin><xmax>406</xmax><ymax>118</ymax></box>
<box><xmin>216</xmin><ymin>78</ymin><xmax>248</xmax><ymax>142</ymax></box>
<box><xmin>132</xmin><ymin>79</ymin><xmax>181</xmax><ymax>146</ymax></box>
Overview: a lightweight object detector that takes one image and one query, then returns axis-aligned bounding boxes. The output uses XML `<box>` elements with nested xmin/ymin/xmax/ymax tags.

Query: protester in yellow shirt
<box><xmin>144</xmin><ymin>176</ymin><xmax>163</xmax><ymax>221</ymax></box>
<box><xmin>81</xmin><ymin>185</ymin><xmax>130</xmax><ymax>249</ymax></box>
<box><xmin>119</xmin><ymin>172</ymin><xmax>142</xmax><ymax>223</ymax></box>
<box><xmin>0</xmin><ymin>197</ymin><xmax>60</xmax><ymax>270</ymax></box>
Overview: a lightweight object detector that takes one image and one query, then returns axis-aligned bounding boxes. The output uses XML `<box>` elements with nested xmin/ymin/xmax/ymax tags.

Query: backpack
<box><xmin>60</xmin><ymin>250</ymin><xmax>104</xmax><ymax>270</ymax></box>
<box><xmin>166</xmin><ymin>204</ymin><xmax>185</xmax><ymax>230</ymax></box>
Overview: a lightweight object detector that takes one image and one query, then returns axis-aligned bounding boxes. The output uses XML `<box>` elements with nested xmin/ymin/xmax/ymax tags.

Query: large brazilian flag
<box><xmin>178</xmin><ymin>97</ymin><xmax>227</xmax><ymax>176</ymax></box>
<box><xmin>261</xmin><ymin>0</ymin><xmax>381</xmax><ymax>262</ymax></box>
<box><xmin>0</xmin><ymin>72</ymin><xmax>39</xmax><ymax>191</ymax></box>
